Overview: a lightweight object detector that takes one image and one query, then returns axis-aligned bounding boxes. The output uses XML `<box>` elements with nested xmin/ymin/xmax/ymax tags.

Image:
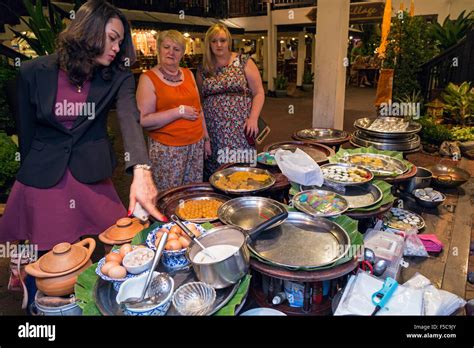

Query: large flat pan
<box><xmin>248</xmin><ymin>212</ymin><xmax>350</xmax><ymax>269</ymax></box>
<box><xmin>218</xmin><ymin>197</ymin><xmax>287</xmax><ymax>231</ymax></box>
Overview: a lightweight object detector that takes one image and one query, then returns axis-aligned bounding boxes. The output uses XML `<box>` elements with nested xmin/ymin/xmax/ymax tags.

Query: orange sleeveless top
<box><xmin>144</xmin><ymin>68</ymin><xmax>203</xmax><ymax>146</ymax></box>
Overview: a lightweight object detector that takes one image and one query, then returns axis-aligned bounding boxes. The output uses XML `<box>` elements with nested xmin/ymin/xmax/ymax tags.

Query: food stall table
<box><xmin>249</xmin><ymin>257</ymin><xmax>358</xmax><ymax>316</ymax></box>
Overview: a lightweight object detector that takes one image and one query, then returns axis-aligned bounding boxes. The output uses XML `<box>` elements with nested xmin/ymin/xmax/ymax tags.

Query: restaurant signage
<box><xmin>306</xmin><ymin>2</ymin><xmax>385</xmax><ymax>22</ymax></box>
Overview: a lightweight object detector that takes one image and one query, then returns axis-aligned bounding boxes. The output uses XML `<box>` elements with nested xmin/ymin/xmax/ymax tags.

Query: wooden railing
<box><xmin>419</xmin><ymin>29</ymin><xmax>474</xmax><ymax>101</ymax></box>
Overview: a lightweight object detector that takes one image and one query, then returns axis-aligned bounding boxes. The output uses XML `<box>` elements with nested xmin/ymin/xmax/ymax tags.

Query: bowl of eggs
<box><xmin>146</xmin><ymin>222</ymin><xmax>207</xmax><ymax>271</ymax></box>
<box><xmin>95</xmin><ymin>244</ymin><xmax>150</xmax><ymax>291</ymax></box>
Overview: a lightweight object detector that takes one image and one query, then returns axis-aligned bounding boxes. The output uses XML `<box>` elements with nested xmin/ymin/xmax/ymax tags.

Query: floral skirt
<box><xmin>148</xmin><ymin>138</ymin><xmax>204</xmax><ymax>192</ymax></box>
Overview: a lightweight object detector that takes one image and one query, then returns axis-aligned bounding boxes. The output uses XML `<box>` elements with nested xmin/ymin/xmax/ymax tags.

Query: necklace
<box><xmin>158</xmin><ymin>66</ymin><xmax>183</xmax><ymax>83</ymax></box>
<box><xmin>75</xmin><ymin>82</ymin><xmax>85</xmax><ymax>93</ymax></box>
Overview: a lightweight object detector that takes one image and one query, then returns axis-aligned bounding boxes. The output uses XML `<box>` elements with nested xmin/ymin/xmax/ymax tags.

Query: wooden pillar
<box><xmin>312</xmin><ymin>0</ymin><xmax>350</xmax><ymax>129</ymax></box>
<box><xmin>262</xmin><ymin>36</ymin><xmax>268</xmax><ymax>82</ymax></box>
<box><xmin>296</xmin><ymin>31</ymin><xmax>306</xmax><ymax>87</ymax></box>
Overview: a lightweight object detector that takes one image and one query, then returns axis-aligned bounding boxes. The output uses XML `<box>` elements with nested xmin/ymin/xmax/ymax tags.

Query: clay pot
<box><xmin>26</xmin><ymin>238</ymin><xmax>96</xmax><ymax>296</ymax></box>
<box><xmin>35</xmin><ymin>260</ymin><xmax>92</xmax><ymax>297</ymax></box>
<box><xmin>99</xmin><ymin>217</ymin><xmax>149</xmax><ymax>246</ymax></box>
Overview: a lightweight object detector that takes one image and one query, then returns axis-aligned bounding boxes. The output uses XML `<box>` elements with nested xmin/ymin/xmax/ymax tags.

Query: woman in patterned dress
<box><xmin>197</xmin><ymin>24</ymin><xmax>265</xmax><ymax>179</ymax></box>
<box><xmin>137</xmin><ymin>30</ymin><xmax>210</xmax><ymax>191</ymax></box>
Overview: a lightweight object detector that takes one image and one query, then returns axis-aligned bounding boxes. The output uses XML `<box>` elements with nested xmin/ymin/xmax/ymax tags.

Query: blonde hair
<box><xmin>203</xmin><ymin>23</ymin><xmax>232</xmax><ymax>76</ymax></box>
<box><xmin>158</xmin><ymin>30</ymin><xmax>186</xmax><ymax>52</ymax></box>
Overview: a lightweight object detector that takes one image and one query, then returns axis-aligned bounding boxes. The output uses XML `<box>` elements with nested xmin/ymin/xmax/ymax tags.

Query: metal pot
<box><xmin>400</xmin><ymin>167</ymin><xmax>432</xmax><ymax>193</ymax></box>
<box><xmin>185</xmin><ymin>212</ymin><xmax>288</xmax><ymax>289</ymax></box>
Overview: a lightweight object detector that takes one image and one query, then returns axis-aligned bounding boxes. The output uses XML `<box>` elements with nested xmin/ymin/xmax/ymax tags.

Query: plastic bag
<box><xmin>403</xmin><ymin>273</ymin><xmax>466</xmax><ymax>315</ymax></box>
<box><xmin>403</xmin><ymin>228</ymin><xmax>428</xmax><ymax>257</ymax></box>
<box><xmin>274</xmin><ymin>148</ymin><xmax>323</xmax><ymax>186</ymax></box>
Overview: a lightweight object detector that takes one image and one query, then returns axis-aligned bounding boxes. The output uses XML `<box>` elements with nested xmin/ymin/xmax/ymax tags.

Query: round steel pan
<box><xmin>175</xmin><ymin>195</ymin><xmax>229</xmax><ymax>223</ymax></box>
<box><xmin>301</xmin><ymin>183</ymin><xmax>383</xmax><ymax>210</ymax></box>
<box><xmin>209</xmin><ymin>167</ymin><xmax>276</xmax><ymax>195</ymax></box>
<box><xmin>218</xmin><ymin>197</ymin><xmax>287</xmax><ymax>231</ymax></box>
<box><xmin>248</xmin><ymin>212</ymin><xmax>351</xmax><ymax>269</ymax></box>
<box><xmin>292</xmin><ymin>128</ymin><xmax>351</xmax><ymax>146</ymax></box>
<box><xmin>354</xmin><ymin>117</ymin><xmax>422</xmax><ymax>138</ymax></box>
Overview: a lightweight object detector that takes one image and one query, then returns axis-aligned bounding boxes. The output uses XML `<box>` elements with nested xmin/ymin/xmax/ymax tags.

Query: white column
<box><xmin>262</xmin><ymin>36</ymin><xmax>268</xmax><ymax>82</ymax></box>
<box><xmin>312</xmin><ymin>0</ymin><xmax>350</xmax><ymax>129</ymax></box>
<box><xmin>296</xmin><ymin>31</ymin><xmax>306</xmax><ymax>87</ymax></box>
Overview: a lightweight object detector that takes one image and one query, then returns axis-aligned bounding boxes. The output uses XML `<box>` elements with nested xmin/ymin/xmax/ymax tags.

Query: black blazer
<box><xmin>16</xmin><ymin>54</ymin><xmax>150</xmax><ymax>189</ymax></box>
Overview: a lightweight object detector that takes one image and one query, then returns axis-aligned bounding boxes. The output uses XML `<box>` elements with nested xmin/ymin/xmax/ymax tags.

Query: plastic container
<box><xmin>283</xmin><ymin>281</ymin><xmax>305</xmax><ymax>308</ymax></box>
<box><xmin>363</xmin><ymin>229</ymin><xmax>405</xmax><ymax>280</ymax></box>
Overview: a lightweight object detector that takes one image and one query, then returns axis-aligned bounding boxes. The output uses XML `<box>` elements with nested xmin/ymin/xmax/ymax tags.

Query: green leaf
<box><xmin>131</xmin><ymin>222</ymin><xmax>163</xmax><ymax>245</ymax></box>
<box><xmin>74</xmin><ymin>263</ymin><xmax>101</xmax><ymax>316</ymax></box>
<box><xmin>214</xmin><ymin>275</ymin><xmax>251</xmax><ymax>316</ymax></box>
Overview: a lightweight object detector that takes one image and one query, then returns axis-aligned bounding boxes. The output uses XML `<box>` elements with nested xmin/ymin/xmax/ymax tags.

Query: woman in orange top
<box><xmin>137</xmin><ymin>30</ymin><xmax>211</xmax><ymax>191</ymax></box>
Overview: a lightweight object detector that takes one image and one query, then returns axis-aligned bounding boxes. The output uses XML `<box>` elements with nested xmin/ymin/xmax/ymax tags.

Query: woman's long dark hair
<box><xmin>56</xmin><ymin>0</ymin><xmax>136</xmax><ymax>86</ymax></box>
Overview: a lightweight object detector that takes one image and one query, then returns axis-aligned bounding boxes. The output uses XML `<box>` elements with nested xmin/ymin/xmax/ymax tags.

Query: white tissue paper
<box><xmin>403</xmin><ymin>273</ymin><xmax>466</xmax><ymax>315</ymax></box>
<box><xmin>274</xmin><ymin>148</ymin><xmax>324</xmax><ymax>186</ymax></box>
<box><xmin>334</xmin><ymin>271</ymin><xmax>424</xmax><ymax>316</ymax></box>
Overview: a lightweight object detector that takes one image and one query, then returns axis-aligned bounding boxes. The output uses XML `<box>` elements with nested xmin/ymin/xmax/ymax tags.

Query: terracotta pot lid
<box><xmin>38</xmin><ymin>242</ymin><xmax>87</xmax><ymax>274</ymax></box>
<box><xmin>103</xmin><ymin>217</ymin><xmax>148</xmax><ymax>241</ymax></box>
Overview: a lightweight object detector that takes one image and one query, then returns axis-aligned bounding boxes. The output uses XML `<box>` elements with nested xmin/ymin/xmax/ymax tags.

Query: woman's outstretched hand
<box><xmin>128</xmin><ymin>168</ymin><xmax>168</xmax><ymax>222</ymax></box>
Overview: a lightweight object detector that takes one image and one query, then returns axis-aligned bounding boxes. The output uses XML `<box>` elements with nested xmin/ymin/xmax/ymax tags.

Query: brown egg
<box><xmin>187</xmin><ymin>224</ymin><xmax>201</xmax><ymax>237</ymax></box>
<box><xmin>108</xmin><ymin>265</ymin><xmax>127</xmax><ymax>279</ymax></box>
<box><xmin>119</xmin><ymin>244</ymin><xmax>132</xmax><ymax>257</ymax></box>
<box><xmin>101</xmin><ymin>261</ymin><xmax>120</xmax><ymax>276</ymax></box>
<box><xmin>154</xmin><ymin>231</ymin><xmax>165</xmax><ymax>247</ymax></box>
<box><xmin>165</xmin><ymin>240</ymin><xmax>182</xmax><ymax>251</ymax></box>
<box><xmin>178</xmin><ymin>236</ymin><xmax>190</xmax><ymax>248</ymax></box>
<box><xmin>105</xmin><ymin>252</ymin><xmax>123</xmax><ymax>264</ymax></box>
<box><xmin>170</xmin><ymin>225</ymin><xmax>182</xmax><ymax>235</ymax></box>
<box><xmin>168</xmin><ymin>233</ymin><xmax>179</xmax><ymax>241</ymax></box>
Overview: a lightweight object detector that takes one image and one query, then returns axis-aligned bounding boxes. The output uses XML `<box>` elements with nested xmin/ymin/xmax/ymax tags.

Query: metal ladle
<box><xmin>171</xmin><ymin>215</ymin><xmax>216</xmax><ymax>261</ymax></box>
<box><xmin>127</xmin><ymin>273</ymin><xmax>173</xmax><ymax>308</ymax></box>
<box><xmin>120</xmin><ymin>230</ymin><xmax>168</xmax><ymax>306</ymax></box>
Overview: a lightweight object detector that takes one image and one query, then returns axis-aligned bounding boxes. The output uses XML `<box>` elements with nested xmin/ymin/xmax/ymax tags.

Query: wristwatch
<box><xmin>133</xmin><ymin>164</ymin><xmax>152</xmax><ymax>171</ymax></box>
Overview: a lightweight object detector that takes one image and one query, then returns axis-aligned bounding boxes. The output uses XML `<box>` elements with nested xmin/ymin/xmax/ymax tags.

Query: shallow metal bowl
<box><xmin>413</xmin><ymin>193</ymin><xmax>446</xmax><ymax>209</ymax></box>
<box><xmin>320</xmin><ymin>163</ymin><xmax>374</xmax><ymax>186</ymax></box>
<box><xmin>218</xmin><ymin>197</ymin><xmax>287</xmax><ymax>231</ymax></box>
<box><xmin>209</xmin><ymin>167</ymin><xmax>276</xmax><ymax>194</ymax></box>
<box><xmin>293</xmin><ymin>189</ymin><xmax>349</xmax><ymax>217</ymax></box>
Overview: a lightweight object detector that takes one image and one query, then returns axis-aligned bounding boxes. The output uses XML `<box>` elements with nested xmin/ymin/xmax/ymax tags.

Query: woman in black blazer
<box><xmin>0</xmin><ymin>0</ymin><xmax>166</xmax><ymax>251</ymax></box>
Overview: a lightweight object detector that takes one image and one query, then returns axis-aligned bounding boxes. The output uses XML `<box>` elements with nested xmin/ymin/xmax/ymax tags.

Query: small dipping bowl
<box><xmin>116</xmin><ymin>271</ymin><xmax>174</xmax><ymax>316</ymax></box>
<box><xmin>122</xmin><ymin>247</ymin><xmax>155</xmax><ymax>274</ymax></box>
<box><xmin>172</xmin><ymin>282</ymin><xmax>216</xmax><ymax>316</ymax></box>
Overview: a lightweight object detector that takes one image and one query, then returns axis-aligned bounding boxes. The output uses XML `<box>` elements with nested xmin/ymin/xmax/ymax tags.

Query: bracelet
<box><xmin>133</xmin><ymin>164</ymin><xmax>152</xmax><ymax>171</ymax></box>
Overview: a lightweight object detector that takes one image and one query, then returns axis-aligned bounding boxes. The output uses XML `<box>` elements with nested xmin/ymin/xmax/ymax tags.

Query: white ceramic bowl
<box><xmin>122</xmin><ymin>247</ymin><xmax>155</xmax><ymax>274</ymax></box>
<box><xmin>116</xmin><ymin>271</ymin><xmax>174</xmax><ymax>316</ymax></box>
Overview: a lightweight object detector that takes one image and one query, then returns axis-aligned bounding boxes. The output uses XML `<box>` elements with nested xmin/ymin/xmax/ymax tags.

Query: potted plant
<box><xmin>273</xmin><ymin>74</ymin><xmax>288</xmax><ymax>97</ymax></box>
<box><xmin>302</xmin><ymin>70</ymin><xmax>314</xmax><ymax>91</ymax></box>
<box><xmin>418</xmin><ymin>116</ymin><xmax>453</xmax><ymax>153</ymax></box>
<box><xmin>0</xmin><ymin>132</ymin><xmax>20</xmax><ymax>203</ymax></box>
<box><xmin>429</xmin><ymin>10</ymin><xmax>474</xmax><ymax>50</ymax></box>
<box><xmin>441</xmin><ymin>82</ymin><xmax>473</xmax><ymax>126</ymax></box>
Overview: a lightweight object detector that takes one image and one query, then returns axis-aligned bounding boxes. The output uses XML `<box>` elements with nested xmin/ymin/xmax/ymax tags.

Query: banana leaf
<box><xmin>74</xmin><ymin>263</ymin><xmax>101</xmax><ymax>315</ymax></box>
<box><xmin>328</xmin><ymin>146</ymin><xmax>413</xmax><ymax>177</ymax></box>
<box><xmin>214</xmin><ymin>274</ymin><xmax>251</xmax><ymax>316</ymax></box>
<box><xmin>130</xmin><ymin>221</ymin><xmax>164</xmax><ymax>246</ymax></box>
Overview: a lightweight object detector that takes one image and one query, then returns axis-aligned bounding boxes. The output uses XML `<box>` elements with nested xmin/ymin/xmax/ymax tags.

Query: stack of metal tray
<box><xmin>352</xmin><ymin>117</ymin><xmax>422</xmax><ymax>153</ymax></box>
